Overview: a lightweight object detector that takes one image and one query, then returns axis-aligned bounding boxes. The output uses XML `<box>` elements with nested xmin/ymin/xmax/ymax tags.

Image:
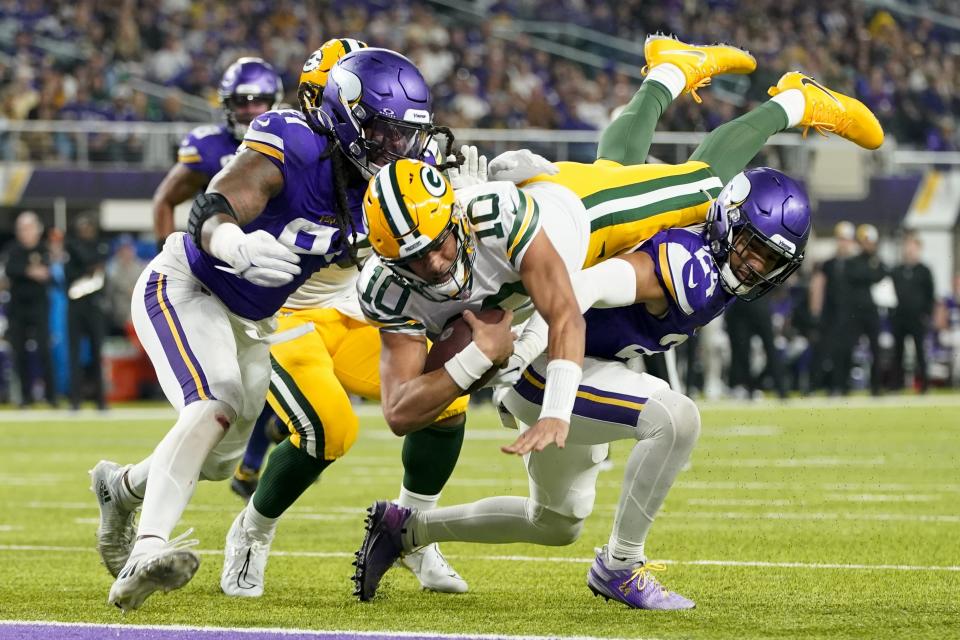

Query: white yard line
<box><xmin>0</xmin><ymin>544</ymin><xmax>957</xmax><ymax>573</ymax></box>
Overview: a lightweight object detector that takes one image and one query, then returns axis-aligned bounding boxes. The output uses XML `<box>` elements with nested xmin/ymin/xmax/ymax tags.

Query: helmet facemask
<box><xmin>383</xmin><ymin>212</ymin><xmax>476</xmax><ymax>302</ymax></box>
<box><xmin>352</xmin><ymin>113</ymin><xmax>436</xmax><ymax>179</ymax></box>
<box><xmin>715</xmin><ymin>217</ymin><xmax>804</xmax><ymax>301</ymax></box>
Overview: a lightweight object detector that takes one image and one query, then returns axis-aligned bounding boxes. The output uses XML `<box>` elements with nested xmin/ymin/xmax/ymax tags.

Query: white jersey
<box><xmin>358</xmin><ymin>180</ymin><xmax>576</xmax><ymax>336</ymax></box>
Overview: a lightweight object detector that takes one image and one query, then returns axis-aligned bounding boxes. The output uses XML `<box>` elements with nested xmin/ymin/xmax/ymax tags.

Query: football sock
<box><xmin>607</xmin><ymin>392</ymin><xmax>700</xmax><ymax>566</ymax></box>
<box><xmin>644</xmin><ymin>63</ymin><xmax>685</xmax><ymax>100</ymax></box>
<box><xmin>397</xmin><ymin>486</ymin><xmax>440</xmax><ymax>511</ymax></box>
<box><xmin>770</xmin><ymin>89</ymin><xmax>805</xmax><ymax>128</ymax></box>
<box><xmin>597</xmin><ymin>79</ymin><xmax>674</xmax><ymax>165</ymax></box>
<box><xmin>689</xmin><ymin>101</ymin><xmax>791</xmax><ymax>183</ymax></box>
<box><xmin>242</xmin><ymin>501</ymin><xmax>278</xmax><ymax>542</ymax></box>
<box><xmin>121</xmin><ymin>456</ymin><xmax>150</xmax><ymax>507</ymax></box>
<box><xmin>135</xmin><ymin>400</ymin><xmax>235</xmax><ymax>542</ymax></box>
<box><xmin>251</xmin><ymin>438</ymin><xmax>332</xmax><ymax>519</ymax></box>
<box><xmin>401</xmin><ymin>419</ymin><xmax>465</xmax><ymax>496</ymax></box>
<box><xmin>405</xmin><ymin>496</ymin><xmax>582</xmax><ymax>549</ymax></box>
<box><xmin>239</xmin><ymin>405</ymin><xmax>275</xmax><ymax>474</ymax></box>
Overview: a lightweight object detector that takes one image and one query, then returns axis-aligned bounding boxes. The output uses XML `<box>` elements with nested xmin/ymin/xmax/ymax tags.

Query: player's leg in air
<box><xmin>91</xmin><ymin>254</ymin><xmax>274</xmax><ymax>611</ymax></box>
<box><xmin>522</xmin><ymin>35</ymin><xmax>882</xmax><ymax>267</ymax></box>
<box><xmin>353</xmin><ymin>356</ymin><xmax>699</xmax><ymax>609</ymax></box>
<box><xmin>229</xmin><ymin>405</ymin><xmax>285</xmax><ymax>501</ymax></box>
<box><xmin>220</xmin><ymin>308</ymin><xmax>470</xmax><ymax>597</ymax></box>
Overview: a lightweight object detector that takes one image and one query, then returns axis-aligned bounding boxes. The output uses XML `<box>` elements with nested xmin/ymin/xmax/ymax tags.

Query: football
<box><xmin>423</xmin><ymin>308</ymin><xmax>506</xmax><ymax>395</ymax></box>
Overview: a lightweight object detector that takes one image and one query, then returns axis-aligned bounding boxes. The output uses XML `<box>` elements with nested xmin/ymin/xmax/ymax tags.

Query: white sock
<box><xmin>770</xmin><ymin>89</ymin><xmax>806</xmax><ymax>128</ymax></box>
<box><xmin>645</xmin><ymin>63</ymin><xmax>685</xmax><ymax>100</ymax></box>
<box><xmin>120</xmin><ymin>456</ymin><xmax>150</xmax><ymax>507</ymax></box>
<box><xmin>135</xmin><ymin>400</ymin><xmax>235</xmax><ymax>543</ymax></box>
<box><xmin>397</xmin><ymin>486</ymin><xmax>440</xmax><ymax>512</ymax></box>
<box><xmin>243</xmin><ymin>502</ymin><xmax>278</xmax><ymax>542</ymax></box>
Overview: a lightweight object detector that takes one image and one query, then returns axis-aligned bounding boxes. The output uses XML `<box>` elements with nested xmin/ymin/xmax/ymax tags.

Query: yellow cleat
<box><xmin>768</xmin><ymin>72</ymin><xmax>884</xmax><ymax>150</ymax></box>
<box><xmin>642</xmin><ymin>34</ymin><xmax>757</xmax><ymax>104</ymax></box>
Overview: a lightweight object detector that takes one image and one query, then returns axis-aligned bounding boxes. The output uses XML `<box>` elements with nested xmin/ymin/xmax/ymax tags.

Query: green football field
<box><xmin>0</xmin><ymin>397</ymin><xmax>957</xmax><ymax>639</ymax></box>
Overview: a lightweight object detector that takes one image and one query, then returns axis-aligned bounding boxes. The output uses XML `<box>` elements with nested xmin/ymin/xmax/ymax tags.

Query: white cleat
<box><xmin>108</xmin><ymin>530</ymin><xmax>200</xmax><ymax>612</ymax></box>
<box><xmin>220</xmin><ymin>511</ymin><xmax>272</xmax><ymax>598</ymax></box>
<box><xmin>90</xmin><ymin>460</ymin><xmax>138</xmax><ymax>577</ymax></box>
<box><xmin>400</xmin><ymin>543</ymin><xmax>468</xmax><ymax>593</ymax></box>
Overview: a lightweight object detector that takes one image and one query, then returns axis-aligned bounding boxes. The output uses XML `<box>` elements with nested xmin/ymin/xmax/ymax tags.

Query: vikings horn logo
<box><xmin>331</xmin><ymin>64</ymin><xmax>363</xmax><ymax>108</ymax></box>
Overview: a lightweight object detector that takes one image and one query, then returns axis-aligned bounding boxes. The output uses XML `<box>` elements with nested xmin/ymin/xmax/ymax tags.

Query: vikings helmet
<box><xmin>704</xmin><ymin>167</ymin><xmax>810</xmax><ymax>301</ymax></box>
<box><xmin>313</xmin><ymin>48</ymin><xmax>437</xmax><ymax>179</ymax></box>
<box><xmin>218</xmin><ymin>57</ymin><xmax>284</xmax><ymax>140</ymax></box>
<box><xmin>363</xmin><ymin>159</ymin><xmax>475</xmax><ymax>301</ymax></box>
<box><xmin>298</xmin><ymin>38</ymin><xmax>368</xmax><ymax>113</ymax></box>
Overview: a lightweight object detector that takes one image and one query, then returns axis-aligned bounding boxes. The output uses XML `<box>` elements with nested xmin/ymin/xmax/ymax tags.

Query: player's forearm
<box><xmin>152</xmin><ymin>199</ymin><xmax>175</xmax><ymax>242</ymax></box>
<box><xmin>382</xmin><ymin>372</ymin><xmax>465</xmax><ymax>435</ymax></box>
<box><xmin>545</xmin><ymin>311</ymin><xmax>585</xmax><ymax>365</ymax></box>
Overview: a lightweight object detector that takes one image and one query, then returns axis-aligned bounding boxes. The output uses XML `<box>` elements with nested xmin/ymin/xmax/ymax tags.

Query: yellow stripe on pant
<box><xmin>266</xmin><ymin>307</ymin><xmax>469</xmax><ymax>461</ymax></box>
<box><xmin>524</xmin><ymin>159</ymin><xmax>724</xmax><ymax>267</ymax></box>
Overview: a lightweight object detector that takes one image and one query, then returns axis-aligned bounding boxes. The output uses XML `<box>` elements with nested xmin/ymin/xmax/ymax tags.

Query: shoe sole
<box><xmin>110</xmin><ymin>550</ymin><xmax>200</xmax><ymax>611</ymax></box>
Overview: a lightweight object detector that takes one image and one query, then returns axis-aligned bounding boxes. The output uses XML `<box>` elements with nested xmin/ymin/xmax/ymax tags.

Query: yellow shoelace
<box><xmin>618</xmin><ymin>561</ymin><xmax>669</xmax><ymax>597</ymax></box>
<box><xmin>803</xmin><ymin>101</ymin><xmax>854</xmax><ymax>140</ymax></box>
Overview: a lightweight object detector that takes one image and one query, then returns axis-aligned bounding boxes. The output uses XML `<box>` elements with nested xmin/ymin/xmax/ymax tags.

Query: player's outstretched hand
<box><xmin>488</xmin><ymin>149</ymin><xmax>558</xmax><ymax>184</ymax></box>
<box><xmin>501</xmin><ymin>417</ymin><xmax>569</xmax><ymax>455</ymax></box>
<box><xmin>446</xmin><ymin>145</ymin><xmax>487</xmax><ymax>190</ymax></box>
<box><xmin>462</xmin><ymin>308</ymin><xmax>514</xmax><ymax>366</ymax></box>
<box><xmin>221</xmin><ymin>229</ymin><xmax>301</xmax><ymax>287</ymax></box>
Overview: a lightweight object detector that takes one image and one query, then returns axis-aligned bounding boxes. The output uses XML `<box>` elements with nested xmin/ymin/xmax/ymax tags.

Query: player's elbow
<box><xmin>382</xmin><ymin>406</ymin><xmax>417</xmax><ymax>436</ymax></box>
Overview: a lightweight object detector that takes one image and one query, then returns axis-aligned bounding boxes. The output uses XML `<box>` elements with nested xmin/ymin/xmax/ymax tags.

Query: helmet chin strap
<box><xmin>718</xmin><ymin>261</ymin><xmax>752</xmax><ymax>296</ymax></box>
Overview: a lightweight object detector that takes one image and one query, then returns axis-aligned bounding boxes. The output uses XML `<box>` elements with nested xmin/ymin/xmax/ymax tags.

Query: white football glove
<box><xmin>485</xmin><ymin>352</ymin><xmax>527</xmax><ymax>389</ymax></box>
<box><xmin>445</xmin><ymin>144</ymin><xmax>488</xmax><ymax>190</ymax></box>
<box><xmin>488</xmin><ymin>149</ymin><xmax>558</xmax><ymax>183</ymax></box>
<box><xmin>211</xmin><ymin>225</ymin><xmax>301</xmax><ymax>288</ymax></box>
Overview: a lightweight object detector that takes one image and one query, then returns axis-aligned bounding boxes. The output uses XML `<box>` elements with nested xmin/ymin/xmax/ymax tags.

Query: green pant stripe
<box><xmin>270</xmin><ymin>356</ymin><xmax>326</xmax><ymax>458</ymax></box>
<box><xmin>582</xmin><ymin>166</ymin><xmax>715</xmax><ymax>210</ymax></box>
<box><xmin>590</xmin><ymin>185</ymin><xmax>722</xmax><ymax>232</ymax></box>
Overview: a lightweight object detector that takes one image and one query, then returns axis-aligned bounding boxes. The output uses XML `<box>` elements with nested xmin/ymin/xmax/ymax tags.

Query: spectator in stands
<box><xmin>891</xmin><ymin>232</ymin><xmax>935</xmax><ymax>393</ymax></box>
<box><xmin>65</xmin><ymin>214</ymin><xmax>110</xmax><ymax>410</ymax></box>
<box><xmin>3</xmin><ymin>211</ymin><xmax>57</xmax><ymax>407</ymax></box>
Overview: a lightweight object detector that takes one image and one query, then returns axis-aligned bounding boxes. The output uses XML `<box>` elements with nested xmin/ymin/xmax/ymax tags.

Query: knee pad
<box><xmin>525</xmin><ymin>501</ymin><xmax>586</xmax><ymax>547</ymax></box>
<box><xmin>640</xmin><ymin>388</ymin><xmax>701</xmax><ymax>452</ymax></box>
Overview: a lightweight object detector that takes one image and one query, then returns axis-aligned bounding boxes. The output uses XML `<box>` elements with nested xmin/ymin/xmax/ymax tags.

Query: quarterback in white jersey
<box><xmin>357</xmin><ymin>159</ymin><xmax>587</xmax><ymax>451</ymax></box>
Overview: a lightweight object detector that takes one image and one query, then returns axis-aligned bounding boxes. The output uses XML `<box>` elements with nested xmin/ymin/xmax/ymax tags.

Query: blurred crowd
<box><xmin>1</xmin><ymin>0</ymin><xmax>958</xmax><ymax>157</ymax></box>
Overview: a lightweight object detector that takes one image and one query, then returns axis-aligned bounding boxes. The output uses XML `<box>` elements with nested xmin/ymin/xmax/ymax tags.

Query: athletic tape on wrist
<box><xmin>444</xmin><ymin>341</ymin><xmax>494</xmax><ymax>390</ymax></box>
<box><xmin>538</xmin><ymin>359</ymin><xmax>582</xmax><ymax>422</ymax></box>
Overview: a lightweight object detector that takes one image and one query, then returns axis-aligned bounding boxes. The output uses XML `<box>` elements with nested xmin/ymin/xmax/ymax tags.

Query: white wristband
<box><xmin>538</xmin><ymin>359</ymin><xmax>582</xmax><ymax>423</ymax></box>
<box><xmin>444</xmin><ymin>341</ymin><xmax>494</xmax><ymax>390</ymax></box>
<box><xmin>208</xmin><ymin>221</ymin><xmax>245</xmax><ymax>264</ymax></box>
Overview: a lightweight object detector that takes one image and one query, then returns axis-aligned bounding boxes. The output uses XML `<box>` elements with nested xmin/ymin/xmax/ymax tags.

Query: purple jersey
<box><xmin>177</xmin><ymin>124</ymin><xmax>239</xmax><ymax>180</ymax></box>
<box><xmin>184</xmin><ymin>109</ymin><xmax>366</xmax><ymax>320</ymax></box>
<box><xmin>584</xmin><ymin>228</ymin><xmax>735</xmax><ymax>361</ymax></box>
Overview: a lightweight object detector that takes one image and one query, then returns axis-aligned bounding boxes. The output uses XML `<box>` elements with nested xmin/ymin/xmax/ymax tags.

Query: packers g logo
<box><xmin>421</xmin><ymin>166</ymin><xmax>447</xmax><ymax>197</ymax></box>
<box><xmin>302</xmin><ymin>50</ymin><xmax>323</xmax><ymax>73</ymax></box>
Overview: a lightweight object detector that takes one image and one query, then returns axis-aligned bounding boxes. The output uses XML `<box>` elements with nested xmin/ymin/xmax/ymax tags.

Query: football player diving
<box><xmin>351</xmin><ymin>35</ymin><xmax>883</xmax><ymax>608</ymax></box>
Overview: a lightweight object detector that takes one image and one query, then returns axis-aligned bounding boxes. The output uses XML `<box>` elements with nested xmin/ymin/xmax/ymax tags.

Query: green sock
<box><xmin>401</xmin><ymin>418</ymin><xmax>466</xmax><ymax>495</ymax></box>
<box><xmin>597</xmin><ymin>80</ymin><xmax>673</xmax><ymax>165</ymax></box>
<box><xmin>252</xmin><ymin>438</ymin><xmax>332</xmax><ymax>519</ymax></box>
<box><xmin>689</xmin><ymin>101</ymin><xmax>790</xmax><ymax>184</ymax></box>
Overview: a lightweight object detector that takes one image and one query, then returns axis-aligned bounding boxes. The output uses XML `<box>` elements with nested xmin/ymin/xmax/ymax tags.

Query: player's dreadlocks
<box><xmin>304</xmin><ymin>109</ymin><xmax>462</xmax><ymax>270</ymax></box>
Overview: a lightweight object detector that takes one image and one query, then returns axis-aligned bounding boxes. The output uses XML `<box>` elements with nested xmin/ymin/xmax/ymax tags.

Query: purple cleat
<box><xmin>587</xmin><ymin>547</ymin><xmax>695</xmax><ymax>610</ymax></box>
<box><xmin>352</xmin><ymin>500</ymin><xmax>412</xmax><ymax>601</ymax></box>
